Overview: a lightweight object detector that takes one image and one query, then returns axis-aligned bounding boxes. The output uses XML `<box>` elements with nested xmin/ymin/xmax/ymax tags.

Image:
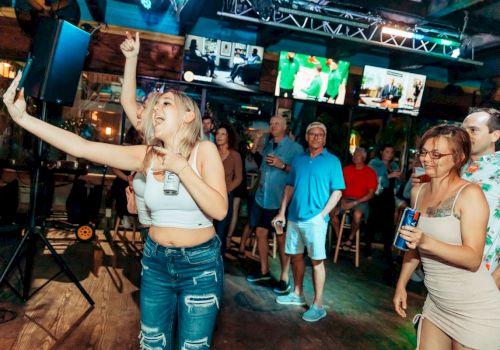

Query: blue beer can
<box><xmin>393</xmin><ymin>208</ymin><xmax>420</xmax><ymax>251</ymax></box>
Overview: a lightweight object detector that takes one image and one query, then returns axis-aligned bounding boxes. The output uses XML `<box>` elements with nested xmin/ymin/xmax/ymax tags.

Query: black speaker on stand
<box><xmin>0</xmin><ymin>18</ymin><xmax>94</xmax><ymax>306</ymax></box>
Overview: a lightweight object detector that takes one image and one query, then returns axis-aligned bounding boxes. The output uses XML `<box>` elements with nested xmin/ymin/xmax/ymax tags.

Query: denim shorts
<box><xmin>139</xmin><ymin>235</ymin><xmax>223</xmax><ymax>350</ymax></box>
<box><xmin>285</xmin><ymin>213</ymin><xmax>328</xmax><ymax>260</ymax></box>
<box><xmin>339</xmin><ymin>197</ymin><xmax>369</xmax><ymax>221</ymax></box>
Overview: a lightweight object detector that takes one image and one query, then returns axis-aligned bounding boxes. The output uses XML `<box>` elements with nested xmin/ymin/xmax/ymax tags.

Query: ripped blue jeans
<box><xmin>139</xmin><ymin>235</ymin><xmax>223</xmax><ymax>350</ymax></box>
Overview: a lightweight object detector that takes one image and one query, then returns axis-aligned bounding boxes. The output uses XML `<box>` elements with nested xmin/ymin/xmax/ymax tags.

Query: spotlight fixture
<box><xmin>249</xmin><ymin>0</ymin><xmax>279</xmax><ymax>21</ymax></box>
<box><xmin>381</xmin><ymin>26</ymin><xmax>461</xmax><ymax>47</ymax></box>
<box><xmin>138</xmin><ymin>0</ymin><xmax>169</xmax><ymax>11</ymax></box>
<box><xmin>451</xmin><ymin>48</ymin><xmax>461</xmax><ymax>58</ymax></box>
<box><xmin>382</xmin><ymin>27</ymin><xmax>423</xmax><ymax>39</ymax></box>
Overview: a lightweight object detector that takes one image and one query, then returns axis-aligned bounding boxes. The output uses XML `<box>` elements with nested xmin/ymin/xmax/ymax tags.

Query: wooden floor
<box><xmin>0</xmin><ymin>229</ymin><xmax>425</xmax><ymax>349</ymax></box>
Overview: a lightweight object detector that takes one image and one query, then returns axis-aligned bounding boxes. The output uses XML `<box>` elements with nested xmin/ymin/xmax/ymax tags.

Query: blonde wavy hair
<box><xmin>140</xmin><ymin>92</ymin><xmax>162</xmax><ymax>145</ymax></box>
<box><xmin>142</xmin><ymin>89</ymin><xmax>202</xmax><ymax>171</ymax></box>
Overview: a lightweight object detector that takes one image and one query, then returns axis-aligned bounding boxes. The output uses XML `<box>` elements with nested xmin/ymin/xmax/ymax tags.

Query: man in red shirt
<box><xmin>332</xmin><ymin>147</ymin><xmax>377</xmax><ymax>249</ymax></box>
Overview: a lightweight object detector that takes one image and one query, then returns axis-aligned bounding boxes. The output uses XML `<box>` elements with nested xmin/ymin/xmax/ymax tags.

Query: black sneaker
<box><xmin>246</xmin><ymin>271</ymin><xmax>272</xmax><ymax>282</ymax></box>
<box><xmin>273</xmin><ymin>280</ymin><xmax>291</xmax><ymax>294</ymax></box>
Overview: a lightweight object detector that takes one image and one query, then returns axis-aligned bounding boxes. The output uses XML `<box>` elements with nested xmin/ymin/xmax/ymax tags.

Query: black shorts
<box><xmin>232</xmin><ymin>179</ymin><xmax>248</xmax><ymax>199</ymax></box>
<box><xmin>249</xmin><ymin>201</ymin><xmax>279</xmax><ymax>232</ymax></box>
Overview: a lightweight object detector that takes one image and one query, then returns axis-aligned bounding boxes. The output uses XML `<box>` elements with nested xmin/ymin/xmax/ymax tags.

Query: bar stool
<box><xmin>333</xmin><ymin>210</ymin><xmax>361</xmax><ymax>268</ymax></box>
<box><xmin>113</xmin><ymin>215</ymin><xmax>138</xmax><ymax>244</ymax></box>
<box><xmin>251</xmin><ymin>231</ymin><xmax>277</xmax><ymax>259</ymax></box>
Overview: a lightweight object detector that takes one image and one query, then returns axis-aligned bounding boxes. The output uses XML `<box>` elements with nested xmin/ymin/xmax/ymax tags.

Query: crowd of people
<box><xmin>2</xmin><ymin>31</ymin><xmax>499</xmax><ymax>350</ymax></box>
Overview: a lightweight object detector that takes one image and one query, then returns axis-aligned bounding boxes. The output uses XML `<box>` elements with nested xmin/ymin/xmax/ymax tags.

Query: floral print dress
<box><xmin>463</xmin><ymin>151</ymin><xmax>500</xmax><ymax>272</ymax></box>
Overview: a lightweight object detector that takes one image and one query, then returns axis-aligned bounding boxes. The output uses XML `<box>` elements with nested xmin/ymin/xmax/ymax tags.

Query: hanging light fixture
<box><xmin>249</xmin><ymin>0</ymin><xmax>279</xmax><ymax>21</ymax></box>
<box><xmin>138</xmin><ymin>0</ymin><xmax>165</xmax><ymax>11</ymax></box>
<box><xmin>381</xmin><ymin>26</ymin><xmax>461</xmax><ymax>47</ymax></box>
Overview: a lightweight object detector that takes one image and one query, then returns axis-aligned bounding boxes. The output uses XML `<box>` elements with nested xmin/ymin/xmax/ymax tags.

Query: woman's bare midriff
<box><xmin>148</xmin><ymin>225</ymin><xmax>215</xmax><ymax>247</ymax></box>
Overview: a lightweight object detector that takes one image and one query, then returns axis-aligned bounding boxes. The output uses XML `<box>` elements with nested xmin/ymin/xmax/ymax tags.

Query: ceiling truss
<box><xmin>218</xmin><ymin>0</ymin><xmax>483</xmax><ymax>66</ymax></box>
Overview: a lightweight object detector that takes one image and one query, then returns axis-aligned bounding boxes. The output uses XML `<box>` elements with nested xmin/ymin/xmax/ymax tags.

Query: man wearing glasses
<box><xmin>273</xmin><ymin>122</ymin><xmax>345</xmax><ymax>322</ymax></box>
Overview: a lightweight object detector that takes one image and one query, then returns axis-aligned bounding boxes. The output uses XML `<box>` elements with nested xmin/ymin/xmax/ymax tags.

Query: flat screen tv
<box><xmin>358</xmin><ymin>65</ymin><xmax>426</xmax><ymax>116</ymax></box>
<box><xmin>274</xmin><ymin>51</ymin><xmax>350</xmax><ymax>105</ymax></box>
<box><xmin>182</xmin><ymin>34</ymin><xmax>264</xmax><ymax>93</ymax></box>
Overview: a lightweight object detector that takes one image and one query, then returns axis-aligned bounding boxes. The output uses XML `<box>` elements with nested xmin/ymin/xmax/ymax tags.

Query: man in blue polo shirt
<box><xmin>273</xmin><ymin>121</ymin><xmax>344</xmax><ymax>322</ymax></box>
<box><xmin>246</xmin><ymin>115</ymin><xmax>303</xmax><ymax>294</ymax></box>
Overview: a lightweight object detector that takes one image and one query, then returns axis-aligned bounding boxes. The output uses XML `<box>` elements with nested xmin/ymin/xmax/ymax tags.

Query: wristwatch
<box><xmin>281</xmin><ymin>163</ymin><xmax>287</xmax><ymax>170</ymax></box>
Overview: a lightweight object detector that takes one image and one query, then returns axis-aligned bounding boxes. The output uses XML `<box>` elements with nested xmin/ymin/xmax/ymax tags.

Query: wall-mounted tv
<box><xmin>358</xmin><ymin>65</ymin><xmax>426</xmax><ymax>116</ymax></box>
<box><xmin>182</xmin><ymin>34</ymin><xmax>264</xmax><ymax>93</ymax></box>
<box><xmin>274</xmin><ymin>51</ymin><xmax>350</xmax><ymax>105</ymax></box>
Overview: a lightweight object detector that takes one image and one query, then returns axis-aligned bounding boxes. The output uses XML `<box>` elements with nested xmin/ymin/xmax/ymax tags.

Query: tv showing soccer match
<box><xmin>182</xmin><ymin>34</ymin><xmax>264</xmax><ymax>93</ymax></box>
<box><xmin>358</xmin><ymin>65</ymin><xmax>426</xmax><ymax>116</ymax></box>
<box><xmin>274</xmin><ymin>51</ymin><xmax>350</xmax><ymax>105</ymax></box>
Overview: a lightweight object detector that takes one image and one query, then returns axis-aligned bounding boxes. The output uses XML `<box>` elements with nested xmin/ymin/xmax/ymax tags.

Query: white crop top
<box><xmin>143</xmin><ymin>143</ymin><xmax>213</xmax><ymax>228</ymax></box>
<box><xmin>132</xmin><ymin>172</ymin><xmax>152</xmax><ymax>226</ymax></box>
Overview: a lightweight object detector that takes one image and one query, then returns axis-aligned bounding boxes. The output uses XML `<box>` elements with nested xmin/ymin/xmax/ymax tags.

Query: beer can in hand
<box><xmin>163</xmin><ymin>171</ymin><xmax>180</xmax><ymax>195</ymax></box>
<box><xmin>393</xmin><ymin>208</ymin><xmax>420</xmax><ymax>251</ymax></box>
<box><xmin>273</xmin><ymin>220</ymin><xmax>285</xmax><ymax>235</ymax></box>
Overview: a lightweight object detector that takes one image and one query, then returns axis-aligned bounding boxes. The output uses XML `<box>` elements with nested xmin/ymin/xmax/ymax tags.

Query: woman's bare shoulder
<box><xmin>458</xmin><ymin>180</ymin><xmax>484</xmax><ymax>199</ymax></box>
<box><xmin>197</xmin><ymin>140</ymin><xmax>218</xmax><ymax>156</ymax></box>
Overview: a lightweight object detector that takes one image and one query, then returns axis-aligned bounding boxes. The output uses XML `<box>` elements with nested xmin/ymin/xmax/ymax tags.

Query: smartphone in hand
<box><xmin>16</xmin><ymin>56</ymin><xmax>34</xmax><ymax>92</ymax></box>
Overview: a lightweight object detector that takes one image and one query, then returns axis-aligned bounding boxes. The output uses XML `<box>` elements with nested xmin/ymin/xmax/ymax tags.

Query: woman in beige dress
<box><xmin>393</xmin><ymin>125</ymin><xmax>500</xmax><ymax>350</ymax></box>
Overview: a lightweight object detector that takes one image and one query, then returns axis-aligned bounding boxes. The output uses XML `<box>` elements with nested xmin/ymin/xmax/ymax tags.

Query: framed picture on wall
<box><xmin>220</xmin><ymin>41</ymin><xmax>231</xmax><ymax>57</ymax></box>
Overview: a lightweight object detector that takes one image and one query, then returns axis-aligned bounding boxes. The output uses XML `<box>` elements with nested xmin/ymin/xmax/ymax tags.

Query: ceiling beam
<box><xmin>428</xmin><ymin>0</ymin><xmax>486</xmax><ymax>18</ymax></box>
<box><xmin>217</xmin><ymin>9</ymin><xmax>483</xmax><ymax>65</ymax></box>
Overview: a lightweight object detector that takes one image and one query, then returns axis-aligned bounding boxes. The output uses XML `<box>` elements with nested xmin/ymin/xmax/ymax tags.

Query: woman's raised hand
<box><xmin>2</xmin><ymin>71</ymin><xmax>27</xmax><ymax>123</ymax></box>
<box><xmin>120</xmin><ymin>31</ymin><xmax>140</xmax><ymax>58</ymax></box>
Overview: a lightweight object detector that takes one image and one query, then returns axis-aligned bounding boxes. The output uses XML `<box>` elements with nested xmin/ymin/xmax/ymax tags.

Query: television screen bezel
<box><xmin>182</xmin><ymin>34</ymin><xmax>265</xmax><ymax>93</ymax></box>
<box><xmin>358</xmin><ymin>65</ymin><xmax>427</xmax><ymax>116</ymax></box>
<box><xmin>274</xmin><ymin>51</ymin><xmax>351</xmax><ymax>106</ymax></box>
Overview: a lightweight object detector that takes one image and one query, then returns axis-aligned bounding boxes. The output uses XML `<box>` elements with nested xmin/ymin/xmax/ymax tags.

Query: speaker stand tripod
<box><xmin>0</xmin><ymin>102</ymin><xmax>94</xmax><ymax>306</ymax></box>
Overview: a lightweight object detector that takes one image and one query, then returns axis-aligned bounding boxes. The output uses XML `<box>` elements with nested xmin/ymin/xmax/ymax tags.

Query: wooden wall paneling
<box><xmin>0</xmin><ymin>16</ymin><xmax>31</xmax><ymax>60</ymax></box>
<box><xmin>0</xmin><ymin>11</ymin><xmax>185</xmax><ymax>81</ymax></box>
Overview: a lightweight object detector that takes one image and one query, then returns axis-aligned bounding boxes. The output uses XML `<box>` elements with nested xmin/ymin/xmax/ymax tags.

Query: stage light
<box><xmin>140</xmin><ymin>0</ymin><xmax>152</xmax><ymax>10</ymax></box>
<box><xmin>382</xmin><ymin>27</ymin><xmax>423</xmax><ymax>40</ymax></box>
<box><xmin>249</xmin><ymin>0</ymin><xmax>277</xmax><ymax>21</ymax></box>
<box><xmin>382</xmin><ymin>26</ymin><xmax>461</xmax><ymax>47</ymax></box>
<box><xmin>451</xmin><ymin>48</ymin><xmax>461</xmax><ymax>58</ymax></box>
<box><xmin>138</xmin><ymin>0</ymin><xmax>169</xmax><ymax>11</ymax></box>
<box><xmin>241</xmin><ymin>105</ymin><xmax>259</xmax><ymax>111</ymax></box>
<box><xmin>435</xmin><ymin>38</ymin><xmax>454</xmax><ymax>46</ymax></box>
